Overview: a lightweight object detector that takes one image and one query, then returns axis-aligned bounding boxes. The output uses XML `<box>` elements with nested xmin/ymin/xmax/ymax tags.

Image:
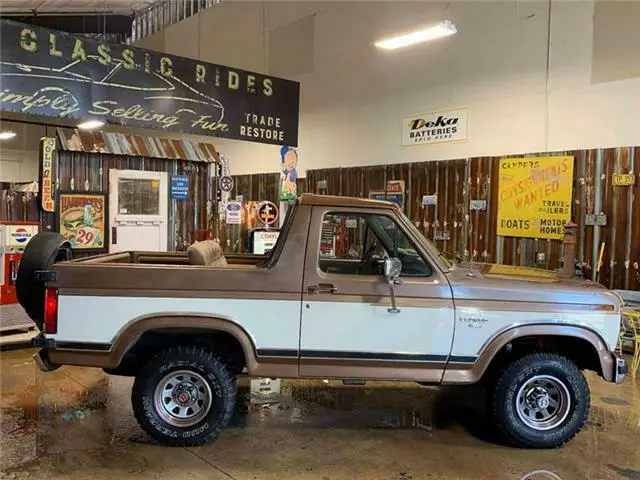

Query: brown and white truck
<box><xmin>17</xmin><ymin>194</ymin><xmax>627</xmax><ymax>448</ymax></box>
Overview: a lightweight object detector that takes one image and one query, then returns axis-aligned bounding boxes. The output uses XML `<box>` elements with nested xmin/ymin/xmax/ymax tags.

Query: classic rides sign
<box><xmin>0</xmin><ymin>20</ymin><xmax>300</xmax><ymax>146</ymax></box>
<box><xmin>402</xmin><ymin>108</ymin><xmax>468</xmax><ymax>147</ymax></box>
<box><xmin>497</xmin><ymin>156</ymin><xmax>574</xmax><ymax>240</ymax></box>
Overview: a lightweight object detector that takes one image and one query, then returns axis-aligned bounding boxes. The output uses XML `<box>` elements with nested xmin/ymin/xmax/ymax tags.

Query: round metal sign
<box><xmin>256</xmin><ymin>201</ymin><xmax>279</xmax><ymax>225</ymax></box>
<box><xmin>219</xmin><ymin>175</ymin><xmax>234</xmax><ymax>193</ymax></box>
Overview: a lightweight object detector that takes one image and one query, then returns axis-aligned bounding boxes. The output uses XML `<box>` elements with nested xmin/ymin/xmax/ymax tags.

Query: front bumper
<box><xmin>612</xmin><ymin>352</ymin><xmax>627</xmax><ymax>384</ymax></box>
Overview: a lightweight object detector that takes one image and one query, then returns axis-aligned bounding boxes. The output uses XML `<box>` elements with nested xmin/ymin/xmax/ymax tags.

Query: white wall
<box><xmin>137</xmin><ymin>0</ymin><xmax>640</xmax><ymax>176</ymax></box>
<box><xmin>0</xmin><ymin>122</ymin><xmax>46</xmax><ymax>183</ymax></box>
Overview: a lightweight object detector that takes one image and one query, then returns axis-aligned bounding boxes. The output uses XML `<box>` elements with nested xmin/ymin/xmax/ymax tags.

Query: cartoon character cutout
<box><xmin>280</xmin><ymin>146</ymin><xmax>298</xmax><ymax>201</ymax></box>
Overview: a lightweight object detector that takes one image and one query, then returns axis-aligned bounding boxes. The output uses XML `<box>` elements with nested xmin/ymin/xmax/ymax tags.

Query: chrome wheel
<box><xmin>154</xmin><ymin>370</ymin><xmax>212</xmax><ymax>427</ymax></box>
<box><xmin>515</xmin><ymin>375</ymin><xmax>571</xmax><ymax>431</ymax></box>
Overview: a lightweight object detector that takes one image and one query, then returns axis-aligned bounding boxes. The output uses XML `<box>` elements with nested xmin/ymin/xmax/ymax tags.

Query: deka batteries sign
<box><xmin>402</xmin><ymin>108</ymin><xmax>468</xmax><ymax>147</ymax></box>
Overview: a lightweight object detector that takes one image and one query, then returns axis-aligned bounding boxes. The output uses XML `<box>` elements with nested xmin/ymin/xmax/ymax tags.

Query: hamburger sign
<box><xmin>58</xmin><ymin>192</ymin><xmax>106</xmax><ymax>251</ymax></box>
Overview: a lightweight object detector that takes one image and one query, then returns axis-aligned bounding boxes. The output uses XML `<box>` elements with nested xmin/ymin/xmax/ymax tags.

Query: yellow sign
<box><xmin>612</xmin><ymin>173</ymin><xmax>636</xmax><ymax>186</ymax></box>
<box><xmin>497</xmin><ymin>156</ymin><xmax>574</xmax><ymax>239</ymax></box>
<box><xmin>485</xmin><ymin>265</ymin><xmax>557</xmax><ymax>280</ymax></box>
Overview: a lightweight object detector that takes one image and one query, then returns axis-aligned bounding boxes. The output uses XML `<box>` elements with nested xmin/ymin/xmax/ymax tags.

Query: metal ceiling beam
<box><xmin>0</xmin><ymin>14</ymin><xmax>134</xmax><ymax>34</ymax></box>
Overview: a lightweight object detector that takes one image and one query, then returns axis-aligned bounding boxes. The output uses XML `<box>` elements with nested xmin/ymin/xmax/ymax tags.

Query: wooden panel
<box><xmin>5</xmin><ymin>145</ymin><xmax>640</xmax><ymax>291</ymax></box>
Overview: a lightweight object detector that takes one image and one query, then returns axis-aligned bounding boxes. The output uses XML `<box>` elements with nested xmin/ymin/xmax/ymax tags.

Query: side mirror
<box><xmin>383</xmin><ymin>258</ymin><xmax>402</xmax><ymax>314</ymax></box>
<box><xmin>384</xmin><ymin>257</ymin><xmax>402</xmax><ymax>281</ymax></box>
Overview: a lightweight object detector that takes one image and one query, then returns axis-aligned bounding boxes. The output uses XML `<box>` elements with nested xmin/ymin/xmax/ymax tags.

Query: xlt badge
<box><xmin>459</xmin><ymin>316</ymin><xmax>488</xmax><ymax>328</ymax></box>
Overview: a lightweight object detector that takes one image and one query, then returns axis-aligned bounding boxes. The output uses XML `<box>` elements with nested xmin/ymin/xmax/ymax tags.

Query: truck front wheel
<box><xmin>131</xmin><ymin>345</ymin><xmax>236</xmax><ymax>447</ymax></box>
<box><xmin>490</xmin><ymin>353</ymin><xmax>590</xmax><ymax>448</ymax></box>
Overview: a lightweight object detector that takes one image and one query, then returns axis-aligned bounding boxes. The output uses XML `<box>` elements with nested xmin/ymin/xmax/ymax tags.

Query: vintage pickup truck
<box><xmin>17</xmin><ymin>194</ymin><xmax>627</xmax><ymax>448</ymax></box>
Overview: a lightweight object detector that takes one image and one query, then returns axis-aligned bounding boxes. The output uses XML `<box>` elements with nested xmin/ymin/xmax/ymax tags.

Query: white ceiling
<box><xmin>0</xmin><ymin>0</ymin><xmax>157</xmax><ymax>14</ymax></box>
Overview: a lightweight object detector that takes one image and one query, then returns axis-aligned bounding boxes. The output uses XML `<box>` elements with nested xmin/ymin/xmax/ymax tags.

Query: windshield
<box><xmin>366</xmin><ymin>214</ymin><xmax>454</xmax><ymax>271</ymax></box>
<box><xmin>397</xmin><ymin>214</ymin><xmax>455</xmax><ymax>270</ymax></box>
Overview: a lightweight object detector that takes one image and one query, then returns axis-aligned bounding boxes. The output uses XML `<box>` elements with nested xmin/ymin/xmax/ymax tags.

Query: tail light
<box><xmin>44</xmin><ymin>288</ymin><xmax>58</xmax><ymax>334</ymax></box>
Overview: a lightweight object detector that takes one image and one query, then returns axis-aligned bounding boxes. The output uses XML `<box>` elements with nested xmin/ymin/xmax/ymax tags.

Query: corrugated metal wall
<box><xmin>233</xmin><ymin>147</ymin><xmax>640</xmax><ymax>291</ymax></box>
<box><xmin>4</xmin><ymin>147</ymin><xmax>639</xmax><ymax>291</ymax></box>
<box><xmin>1</xmin><ymin>152</ymin><xmax>212</xmax><ymax>252</ymax></box>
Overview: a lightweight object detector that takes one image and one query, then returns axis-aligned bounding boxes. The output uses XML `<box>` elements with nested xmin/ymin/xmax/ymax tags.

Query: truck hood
<box><xmin>445</xmin><ymin>262</ymin><xmax>622</xmax><ymax>309</ymax></box>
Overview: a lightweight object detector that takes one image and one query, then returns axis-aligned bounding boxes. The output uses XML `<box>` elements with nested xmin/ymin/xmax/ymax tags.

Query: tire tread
<box><xmin>490</xmin><ymin>352</ymin><xmax>590</xmax><ymax>449</ymax></box>
<box><xmin>131</xmin><ymin>344</ymin><xmax>236</xmax><ymax>447</ymax></box>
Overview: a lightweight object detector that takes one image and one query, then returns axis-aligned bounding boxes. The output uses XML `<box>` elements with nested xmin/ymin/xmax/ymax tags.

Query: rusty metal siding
<box><xmin>302</xmin><ymin>148</ymin><xmax>640</xmax><ymax>290</ymax></box>
<box><xmin>4</xmin><ymin>148</ymin><xmax>640</xmax><ymax>290</ymax></box>
<box><xmin>1</xmin><ymin>152</ymin><xmax>212</xmax><ymax>252</ymax></box>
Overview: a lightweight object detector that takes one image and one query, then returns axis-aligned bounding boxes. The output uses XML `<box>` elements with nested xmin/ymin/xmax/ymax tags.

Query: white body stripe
<box><xmin>451</xmin><ymin>308</ymin><xmax>621</xmax><ymax>355</ymax></box>
<box><xmin>55</xmin><ymin>296</ymin><xmax>301</xmax><ymax>350</ymax></box>
<box><xmin>301</xmin><ymin>301</ymin><xmax>454</xmax><ymax>356</ymax></box>
<box><xmin>54</xmin><ymin>296</ymin><xmax>620</xmax><ymax>360</ymax></box>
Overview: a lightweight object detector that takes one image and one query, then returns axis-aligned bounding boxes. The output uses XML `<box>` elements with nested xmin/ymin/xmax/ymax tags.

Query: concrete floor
<box><xmin>0</xmin><ymin>349</ymin><xmax>639</xmax><ymax>480</ymax></box>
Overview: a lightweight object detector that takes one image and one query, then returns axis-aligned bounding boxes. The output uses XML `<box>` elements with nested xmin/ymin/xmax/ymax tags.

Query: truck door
<box><xmin>299</xmin><ymin>206</ymin><xmax>455</xmax><ymax>383</ymax></box>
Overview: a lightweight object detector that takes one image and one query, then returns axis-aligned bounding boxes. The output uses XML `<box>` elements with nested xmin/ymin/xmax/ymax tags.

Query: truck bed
<box><xmin>74</xmin><ymin>251</ymin><xmax>267</xmax><ymax>267</ymax></box>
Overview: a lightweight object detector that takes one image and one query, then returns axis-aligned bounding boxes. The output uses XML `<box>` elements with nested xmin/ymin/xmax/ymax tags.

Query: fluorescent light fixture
<box><xmin>0</xmin><ymin>131</ymin><xmax>17</xmax><ymax>140</ymax></box>
<box><xmin>375</xmin><ymin>20</ymin><xmax>457</xmax><ymax>50</ymax></box>
<box><xmin>77</xmin><ymin>120</ymin><xmax>105</xmax><ymax>130</ymax></box>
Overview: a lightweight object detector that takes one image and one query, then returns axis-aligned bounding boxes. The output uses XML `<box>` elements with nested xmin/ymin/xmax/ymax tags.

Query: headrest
<box><xmin>187</xmin><ymin>240</ymin><xmax>224</xmax><ymax>266</ymax></box>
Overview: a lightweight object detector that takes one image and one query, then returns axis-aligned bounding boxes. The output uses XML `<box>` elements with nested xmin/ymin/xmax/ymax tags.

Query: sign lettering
<box><xmin>497</xmin><ymin>156</ymin><xmax>574</xmax><ymax>240</ymax></box>
<box><xmin>0</xmin><ymin>20</ymin><xmax>300</xmax><ymax>146</ymax></box>
<box><xmin>612</xmin><ymin>173</ymin><xmax>636</xmax><ymax>186</ymax></box>
<box><xmin>39</xmin><ymin>137</ymin><xmax>56</xmax><ymax>212</ymax></box>
<box><xmin>402</xmin><ymin>108</ymin><xmax>468</xmax><ymax>147</ymax></box>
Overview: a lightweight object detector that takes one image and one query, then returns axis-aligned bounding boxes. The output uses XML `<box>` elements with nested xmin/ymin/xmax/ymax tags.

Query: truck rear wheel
<box><xmin>490</xmin><ymin>353</ymin><xmax>589</xmax><ymax>448</ymax></box>
<box><xmin>131</xmin><ymin>345</ymin><xmax>236</xmax><ymax>447</ymax></box>
<box><xmin>16</xmin><ymin>233</ymin><xmax>73</xmax><ymax>329</ymax></box>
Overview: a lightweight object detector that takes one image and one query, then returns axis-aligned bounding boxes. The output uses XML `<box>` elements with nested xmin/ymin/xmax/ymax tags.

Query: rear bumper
<box><xmin>33</xmin><ymin>348</ymin><xmax>60</xmax><ymax>373</ymax></box>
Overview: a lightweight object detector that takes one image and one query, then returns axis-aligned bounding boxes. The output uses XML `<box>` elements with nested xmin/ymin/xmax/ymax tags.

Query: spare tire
<box><xmin>16</xmin><ymin>233</ymin><xmax>73</xmax><ymax>329</ymax></box>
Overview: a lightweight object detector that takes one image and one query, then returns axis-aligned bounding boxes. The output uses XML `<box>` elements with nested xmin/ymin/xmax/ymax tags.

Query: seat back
<box><xmin>187</xmin><ymin>240</ymin><xmax>228</xmax><ymax>267</ymax></box>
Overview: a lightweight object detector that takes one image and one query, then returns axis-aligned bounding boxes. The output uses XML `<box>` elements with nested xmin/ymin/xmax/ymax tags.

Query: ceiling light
<box><xmin>374</xmin><ymin>20</ymin><xmax>457</xmax><ymax>50</ymax></box>
<box><xmin>77</xmin><ymin>120</ymin><xmax>105</xmax><ymax>130</ymax></box>
<box><xmin>0</xmin><ymin>131</ymin><xmax>17</xmax><ymax>140</ymax></box>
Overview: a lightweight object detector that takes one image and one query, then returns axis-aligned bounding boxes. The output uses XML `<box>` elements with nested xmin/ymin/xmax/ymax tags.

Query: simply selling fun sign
<box><xmin>0</xmin><ymin>20</ymin><xmax>300</xmax><ymax>146</ymax></box>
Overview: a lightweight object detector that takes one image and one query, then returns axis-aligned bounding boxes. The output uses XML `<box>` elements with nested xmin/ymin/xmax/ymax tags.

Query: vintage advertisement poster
<box><xmin>402</xmin><ymin>108</ymin><xmax>468</xmax><ymax>147</ymax></box>
<box><xmin>38</xmin><ymin>137</ymin><xmax>56</xmax><ymax>212</ymax></box>
<box><xmin>0</xmin><ymin>20</ymin><xmax>300</xmax><ymax>146</ymax></box>
<box><xmin>58</xmin><ymin>193</ymin><xmax>106</xmax><ymax>250</ymax></box>
<box><xmin>368</xmin><ymin>180</ymin><xmax>405</xmax><ymax>208</ymax></box>
<box><xmin>497</xmin><ymin>156</ymin><xmax>574</xmax><ymax>240</ymax></box>
<box><xmin>280</xmin><ymin>146</ymin><xmax>298</xmax><ymax>200</ymax></box>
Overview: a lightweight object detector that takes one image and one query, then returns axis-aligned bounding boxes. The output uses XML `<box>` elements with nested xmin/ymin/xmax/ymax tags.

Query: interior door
<box><xmin>109</xmin><ymin>169</ymin><xmax>168</xmax><ymax>253</ymax></box>
<box><xmin>299</xmin><ymin>206</ymin><xmax>455</xmax><ymax>382</ymax></box>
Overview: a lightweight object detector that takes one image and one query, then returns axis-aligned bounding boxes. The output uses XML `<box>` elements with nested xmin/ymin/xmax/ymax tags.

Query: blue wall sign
<box><xmin>171</xmin><ymin>175</ymin><xmax>189</xmax><ymax>200</ymax></box>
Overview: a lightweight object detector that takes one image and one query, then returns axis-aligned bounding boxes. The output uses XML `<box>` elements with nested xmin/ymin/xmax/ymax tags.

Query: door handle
<box><xmin>307</xmin><ymin>283</ymin><xmax>337</xmax><ymax>294</ymax></box>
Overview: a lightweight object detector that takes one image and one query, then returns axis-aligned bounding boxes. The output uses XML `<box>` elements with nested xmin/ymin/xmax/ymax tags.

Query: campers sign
<box><xmin>0</xmin><ymin>20</ymin><xmax>300</xmax><ymax>146</ymax></box>
<box><xmin>496</xmin><ymin>156</ymin><xmax>574</xmax><ymax>240</ymax></box>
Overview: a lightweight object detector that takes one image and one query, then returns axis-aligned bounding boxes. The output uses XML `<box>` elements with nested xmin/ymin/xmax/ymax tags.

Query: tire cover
<box><xmin>16</xmin><ymin>232</ymin><xmax>72</xmax><ymax>329</ymax></box>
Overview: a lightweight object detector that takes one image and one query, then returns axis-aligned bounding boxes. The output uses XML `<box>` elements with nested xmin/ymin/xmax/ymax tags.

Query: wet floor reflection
<box><xmin>1</xmin><ymin>348</ymin><xmax>639</xmax><ymax>479</ymax></box>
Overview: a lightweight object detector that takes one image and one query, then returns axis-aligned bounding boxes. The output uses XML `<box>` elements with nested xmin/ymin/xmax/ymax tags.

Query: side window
<box><xmin>317</xmin><ymin>212</ymin><xmax>432</xmax><ymax>277</ymax></box>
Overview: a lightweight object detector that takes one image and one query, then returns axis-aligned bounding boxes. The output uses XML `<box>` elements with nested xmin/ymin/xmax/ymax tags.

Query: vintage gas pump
<box><xmin>0</xmin><ymin>221</ymin><xmax>39</xmax><ymax>305</ymax></box>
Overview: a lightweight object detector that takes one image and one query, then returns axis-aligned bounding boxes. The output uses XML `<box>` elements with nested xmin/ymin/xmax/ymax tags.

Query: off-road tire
<box><xmin>132</xmin><ymin>345</ymin><xmax>236</xmax><ymax>447</ymax></box>
<box><xmin>490</xmin><ymin>353</ymin><xmax>590</xmax><ymax>448</ymax></box>
<box><xmin>16</xmin><ymin>233</ymin><xmax>72</xmax><ymax>328</ymax></box>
